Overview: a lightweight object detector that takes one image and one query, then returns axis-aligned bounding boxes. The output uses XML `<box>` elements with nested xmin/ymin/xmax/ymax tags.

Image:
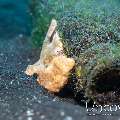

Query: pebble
<box><xmin>26</xmin><ymin>109</ymin><xmax>34</xmax><ymax>116</ymax></box>
<box><xmin>64</xmin><ymin>116</ymin><xmax>73</xmax><ymax>120</ymax></box>
<box><xmin>60</xmin><ymin>111</ymin><xmax>65</xmax><ymax>116</ymax></box>
<box><xmin>40</xmin><ymin>115</ymin><xmax>45</xmax><ymax>119</ymax></box>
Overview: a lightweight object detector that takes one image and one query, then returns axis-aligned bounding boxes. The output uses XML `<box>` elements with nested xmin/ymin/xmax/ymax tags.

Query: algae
<box><xmin>31</xmin><ymin>0</ymin><xmax>120</xmax><ymax>104</ymax></box>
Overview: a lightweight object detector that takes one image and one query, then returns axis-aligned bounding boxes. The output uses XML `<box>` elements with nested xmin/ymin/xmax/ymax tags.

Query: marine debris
<box><xmin>26</xmin><ymin>0</ymin><xmax>120</xmax><ymax>105</ymax></box>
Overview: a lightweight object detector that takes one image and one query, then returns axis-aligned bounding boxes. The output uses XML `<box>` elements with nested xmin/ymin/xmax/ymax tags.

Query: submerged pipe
<box><xmin>58</xmin><ymin>12</ymin><xmax>120</xmax><ymax>105</ymax></box>
<box><xmin>27</xmin><ymin>0</ymin><xmax>120</xmax><ymax>105</ymax></box>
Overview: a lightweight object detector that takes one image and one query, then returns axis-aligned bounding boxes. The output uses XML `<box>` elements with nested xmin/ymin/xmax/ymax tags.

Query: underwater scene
<box><xmin>0</xmin><ymin>0</ymin><xmax>120</xmax><ymax>120</ymax></box>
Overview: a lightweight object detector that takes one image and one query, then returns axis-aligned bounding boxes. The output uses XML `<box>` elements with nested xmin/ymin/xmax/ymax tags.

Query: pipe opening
<box><xmin>92</xmin><ymin>68</ymin><xmax>120</xmax><ymax>104</ymax></box>
<box><xmin>95</xmin><ymin>69</ymin><xmax>120</xmax><ymax>93</ymax></box>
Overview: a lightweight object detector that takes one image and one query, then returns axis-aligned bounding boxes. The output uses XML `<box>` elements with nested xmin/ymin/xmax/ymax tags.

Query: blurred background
<box><xmin>0</xmin><ymin>0</ymin><xmax>32</xmax><ymax>38</ymax></box>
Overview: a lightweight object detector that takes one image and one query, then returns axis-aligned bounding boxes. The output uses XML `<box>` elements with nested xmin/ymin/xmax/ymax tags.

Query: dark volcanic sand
<box><xmin>0</xmin><ymin>1</ymin><xmax>120</xmax><ymax>120</ymax></box>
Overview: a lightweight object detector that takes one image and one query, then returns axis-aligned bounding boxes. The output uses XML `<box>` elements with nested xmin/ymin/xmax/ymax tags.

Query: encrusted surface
<box><xmin>29</xmin><ymin>0</ymin><xmax>120</xmax><ymax>104</ymax></box>
<box><xmin>58</xmin><ymin>10</ymin><xmax>120</xmax><ymax>104</ymax></box>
